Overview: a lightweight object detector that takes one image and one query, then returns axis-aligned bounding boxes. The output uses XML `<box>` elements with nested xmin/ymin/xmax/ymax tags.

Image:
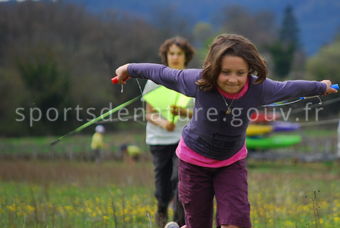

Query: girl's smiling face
<box><xmin>217</xmin><ymin>55</ymin><xmax>249</xmax><ymax>94</ymax></box>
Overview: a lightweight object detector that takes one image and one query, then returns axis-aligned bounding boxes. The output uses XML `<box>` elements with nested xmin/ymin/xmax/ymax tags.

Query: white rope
<box><xmin>290</xmin><ymin>96</ymin><xmax>340</xmax><ymax>115</ymax></box>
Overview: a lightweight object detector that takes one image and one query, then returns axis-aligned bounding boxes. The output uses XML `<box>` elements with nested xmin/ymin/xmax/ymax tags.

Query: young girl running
<box><xmin>114</xmin><ymin>34</ymin><xmax>337</xmax><ymax>228</ymax></box>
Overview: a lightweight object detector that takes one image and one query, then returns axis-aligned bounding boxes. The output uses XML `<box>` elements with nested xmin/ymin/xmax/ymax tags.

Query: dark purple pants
<box><xmin>178</xmin><ymin>159</ymin><xmax>251</xmax><ymax>228</ymax></box>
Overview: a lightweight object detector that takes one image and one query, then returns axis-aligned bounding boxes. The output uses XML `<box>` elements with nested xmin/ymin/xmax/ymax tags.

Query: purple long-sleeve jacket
<box><xmin>128</xmin><ymin>63</ymin><xmax>326</xmax><ymax>160</ymax></box>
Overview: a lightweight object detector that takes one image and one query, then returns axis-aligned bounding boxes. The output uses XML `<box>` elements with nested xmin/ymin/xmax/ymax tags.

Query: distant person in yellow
<box><xmin>91</xmin><ymin>125</ymin><xmax>105</xmax><ymax>162</ymax></box>
<box><xmin>120</xmin><ymin>143</ymin><xmax>142</xmax><ymax>162</ymax></box>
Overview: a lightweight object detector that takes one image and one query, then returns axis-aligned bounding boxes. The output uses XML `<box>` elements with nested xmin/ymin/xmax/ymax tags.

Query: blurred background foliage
<box><xmin>0</xmin><ymin>1</ymin><xmax>339</xmax><ymax>137</ymax></box>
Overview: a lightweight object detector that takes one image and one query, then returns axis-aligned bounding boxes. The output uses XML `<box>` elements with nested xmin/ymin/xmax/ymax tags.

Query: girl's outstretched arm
<box><xmin>261</xmin><ymin>78</ymin><xmax>337</xmax><ymax>105</ymax></box>
<box><xmin>115</xmin><ymin>63</ymin><xmax>200</xmax><ymax>97</ymax></box>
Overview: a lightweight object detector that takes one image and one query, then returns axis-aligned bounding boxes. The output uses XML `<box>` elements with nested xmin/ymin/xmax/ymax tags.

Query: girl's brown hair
<box><xmin>159</xmin><ymin>36</ymin><xmax>195</xmax><ymax>67</ymax></box>
<box><xmin>196</xmin><ymin>34</ymin><xmax>268</xmax><ymax>91</ymax></box>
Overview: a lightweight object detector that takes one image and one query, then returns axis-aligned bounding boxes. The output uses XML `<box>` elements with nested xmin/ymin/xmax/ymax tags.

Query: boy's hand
<box><xmin>170</xmin><ymin>105</ymin><xmax>193</xmax><ymax>118</ymax></box>
<box><xmin>170</xmin><ymin>105</ymin><xmax>182</xmax><ymax>116</ymax></box>
<box><xmin>163</xmin><ymin>121</ymin><xmax>175</xmax><ymax>132</ymax></box>
<box><xmin>321</xmin><ymin>80</ymin><xmax>338</xmax><ymax>95</ymax></box>
<box><xmin>115</xmin><ymin>64</ymin><xmax>131</xmax><ymax>84</ymax></box>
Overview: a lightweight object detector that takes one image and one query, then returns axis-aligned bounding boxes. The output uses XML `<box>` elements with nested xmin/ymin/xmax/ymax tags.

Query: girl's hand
<box><xmin>115</xmin><ymin>64</ymin><xmax>131</xmax><ymax>84</ymax></box>
<box><xmin>321</xmin><ymin>80</ymin><xmax>338</xmax><ymax>95</ymax></box>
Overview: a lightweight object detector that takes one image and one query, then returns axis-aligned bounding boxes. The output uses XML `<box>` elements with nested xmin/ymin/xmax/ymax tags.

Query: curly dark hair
<box><xmin>159</xmin><ymin>36</ymin><xmax>195</xmax><ymax>67</ymax></box>
<box><xmin>196</xmin><ymin>34</ymin><xmax>268</xmax><ymax>91</ymax></box>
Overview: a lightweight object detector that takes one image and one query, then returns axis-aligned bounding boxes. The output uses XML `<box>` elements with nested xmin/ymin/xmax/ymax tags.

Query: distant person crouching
<box><xmin>120</xmin><ymin>143</ymin><xmax>142</xmax><ymax>163</ymax></box>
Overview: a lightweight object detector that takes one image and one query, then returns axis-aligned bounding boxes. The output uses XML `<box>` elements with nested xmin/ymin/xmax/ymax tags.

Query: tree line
<box><xmin>0</xmin><ymin>1</ymin><xmax>339</xmax><ymax>136</ymax></box>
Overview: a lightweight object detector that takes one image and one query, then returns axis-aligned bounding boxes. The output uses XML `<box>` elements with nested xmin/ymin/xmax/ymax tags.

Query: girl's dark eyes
<box><xmin>169</xmin><ymin>52</ymin><xmax>184</xmax><ymax>55</ymax></box>
<box><xmin>221</xmin><ymin>71</ymin><xmax>246</xmax><ymax>75</ymax></box>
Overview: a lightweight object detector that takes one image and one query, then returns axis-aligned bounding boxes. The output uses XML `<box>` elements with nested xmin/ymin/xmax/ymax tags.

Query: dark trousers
<box><xmin>91</xmin><ymin>149</ymin><xmax>101</xmax><ymax>162</ymax></box>
<box><xmin>150</xmin><ymin>143</ymin><xmax>185</xmax><ymax>226</ymax></box>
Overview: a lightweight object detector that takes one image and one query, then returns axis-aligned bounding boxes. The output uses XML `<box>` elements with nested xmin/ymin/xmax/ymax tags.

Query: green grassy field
<box><xmin>0</xmin><ymin>159</ymin><xmax>339</xmax><ymax>228</ymax></box>
<box><xmin>0</xmin><ymin>161</ymin><xmax>155</xmax><ymax>228</ymax></box>
<box><xmin>0</xmin><ymin>131</ymin><xmax>339</xmax><ymax>227</ymax></box>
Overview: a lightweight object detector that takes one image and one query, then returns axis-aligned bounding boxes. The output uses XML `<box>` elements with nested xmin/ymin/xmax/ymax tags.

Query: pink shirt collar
<box><xmin>217</xmin><ymin>78</ymin><xmax>249</xmax><ymax>99</ymax></box>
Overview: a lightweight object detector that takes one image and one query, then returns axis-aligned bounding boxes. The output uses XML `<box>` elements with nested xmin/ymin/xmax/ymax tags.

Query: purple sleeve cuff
<box><xmin>127</xmin><ymin>63</ymin><xmax>140</xmax><ymax>78</ymax></box>
<box><xmin>318</xmin><ymin>82</ymin><xmax>327</xmax><ymax>95</ymax></box>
